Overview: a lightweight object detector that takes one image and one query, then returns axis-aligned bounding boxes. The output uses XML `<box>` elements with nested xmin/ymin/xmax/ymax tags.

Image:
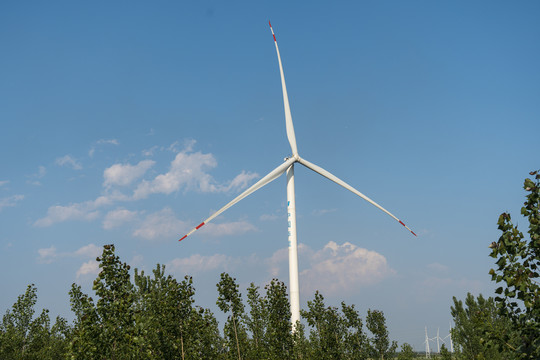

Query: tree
<box><xmin>489</xmin><ymin>170</ymin><xmax>540</xmax><ymax>358</ymax></box>
<box><xmin>264</xmin><ymin>279</ymin><xmax>293</xmax><ymax>359</ymax></box>
<box><xmin>450</xmin><ymin>293</ymin><xmax>514</xmax><ymax>360</ymax></box>
<box><xmin>133</xmin><ymin>265</ymin><xmax>223</xmax><ymax>360</ymax></box>
<box><xmin>0</xmin><ymin>284</ymin><xmax>38</xmax><ymax>358</ymax></box>
<box><xmin>245</xmin><ymin>283</ymin><xmax>267</xmax><ymax>359</ymax></box>
<box><xmin>0</xmin><ymin>284</ymin><xmax>70</xmax><ymax>359</ymax></box>
<box><xmin>217</xmin><ymin>272</ymin><xmax>248</xmax><ymax>360</ymax></box>
<box><xmin>301</xmin><ymin>291</ymin><xmax>347</xmax><ymax>360</ymax></box>
<box><xmin>366</xmin><ymin>309</ymin><xmax>397</xmax><ymax>360</ymax></box>
<box><xmin>133</xmin><ymin>265</ymin><xmax>197</xmax><ymax>359</ymax></box>
<box><xmin>70</xmin><ymin>246</ymin><xmax>223</xmax><ymax>360</ymax></box>
<box><xmin>187</xmin><ymin>306</ymin><xmax>224</xmax><ymax>360</ymax></box>
<box><xmin>69</xmin><ymin>244</ymin><xmax>137</xmax><ymax>359</ymax></box>
<box><xmin>439</xmin><ymin>343</ymin><xmax>452</xmax><ymax>360</ymax></box>
<box><xmin>397</xmin><ymin>343</ymin><xmax>415</xmax><ymax>360</ymax></box>
<box><xmin>290</xmin><ymin>321</ymin><xmax>310</xmax><ymax>360</ymax></box>
<box><xmin>340</xmin><ymin>302</ymin><xmax>367</xmax><ymax>359</ymax></box>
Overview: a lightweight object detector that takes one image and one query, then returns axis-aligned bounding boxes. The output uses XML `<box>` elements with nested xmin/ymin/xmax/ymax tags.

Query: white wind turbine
<box><xmin>179</xmin><ymin>22</ymin><xmax>416</xmax><ymax>326</ymax></box>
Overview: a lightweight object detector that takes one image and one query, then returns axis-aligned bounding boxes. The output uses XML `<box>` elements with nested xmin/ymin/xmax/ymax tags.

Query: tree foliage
<box><xmin>450</xmin><ymin>293</ymin><xmax>515</xmax><ymax>359</ymax></box>
<box><xmin>489</xmin><ymin>170</ymin><xmax>540</xmax><ymax>358</ymax></box>
<box><xmin>0</xmin><ymin>284</ymin><xmax>70</xmax><ymax>359</ymax></box>
<box><xmin>366</xmin><ymin>309</ymin><xmax>397</xmax><ymax>360</ymax></box>
<box><xmin>217</xmin><ymin>272</ymin><xmax>248</xmax><ymax>360</ymax></box>
<box><xmin>1</xmin><ymin>244</ymin><xmax>408</xmax><ymax>359</ymax></box>
<box><xmin>69</xmin><ymin>244</ymin><xmax>137</xmax><ymax>359</ymax></box>
<box><xmin>133</xmin><ymin>264</ymin><xmax>223</xmax><ymax>359</ymax></box>
<box><xmin>397</xmin><ymin>343</ymin><xmax>415</xmax><ymax>360</ymax></box>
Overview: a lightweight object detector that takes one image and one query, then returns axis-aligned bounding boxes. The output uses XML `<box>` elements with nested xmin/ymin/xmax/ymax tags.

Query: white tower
<box><xmin>424</xmin><ymin>326</ymin><xmax>431</xmax><ymax>358</ymax></box>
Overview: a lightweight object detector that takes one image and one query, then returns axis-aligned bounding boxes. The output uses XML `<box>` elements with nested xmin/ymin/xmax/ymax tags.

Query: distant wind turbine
<box><xmin>179</xmin><ymin>22</ymin><xmax>416</xmax><ymax>326</ymax></box>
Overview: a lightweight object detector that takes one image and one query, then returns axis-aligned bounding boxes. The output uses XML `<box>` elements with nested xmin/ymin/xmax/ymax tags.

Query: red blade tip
<box><xmin>269</xmin><ymin>21</ymin><xmax>272</xmax><ymax>27</ymax></box>
<box><xmin>179</xmin><ymin>235</ymin><xmax>187</xmax><ymax>242</ymax></box>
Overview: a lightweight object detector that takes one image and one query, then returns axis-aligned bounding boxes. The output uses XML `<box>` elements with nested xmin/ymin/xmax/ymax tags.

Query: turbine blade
<box><xmin>179</xmin><ymin>157</ymin><xmax>296</xmax><ymax>241</ymax></box>
<box><xmin>297</xmin><ymin>157</ymin><xmax>417</xmax><ymax>236</ymax></box>
<box><xmin>269</xmin><ymin>21</ymin><xmax>298</xmax><ymax>156</ymax></box>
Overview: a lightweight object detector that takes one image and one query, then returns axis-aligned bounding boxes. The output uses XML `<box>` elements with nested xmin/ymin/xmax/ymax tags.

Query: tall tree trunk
<box><xmin>180</xmin><ymin>333</ymin><xmax>185</xmax><ymax>360</ymax></box>
<box><xmin>232</xmin><ymin>315</ymin><xmax>241</xmax><ymax>360</ymax></box>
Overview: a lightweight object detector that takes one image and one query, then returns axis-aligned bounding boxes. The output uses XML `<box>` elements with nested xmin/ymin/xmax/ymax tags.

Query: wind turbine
<box><xmin>179</xmin><ymin>22</ymin><xmax>416</xmax><ymax>326</ymax></box>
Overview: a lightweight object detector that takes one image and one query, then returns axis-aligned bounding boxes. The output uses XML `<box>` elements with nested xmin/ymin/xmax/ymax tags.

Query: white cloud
<box><xmin>299</xmin><ymin>241</ymin><xmax>395</xmax><ymax>295</ymax></box>
<box><xmin>76</xmin><ymin>260</ymin><xmax>100</xmax><ymax>278</ymax></box>
<box><xmin>37</xmin><ymin>246</ymin><xmax>58</xmax><ymax>264</ymax></box>
<box><xmin>142</xmin><ymin>146</ymin><xmax>159</xmax><ymax>157</ymax></box>
<box><xmin>55</xmin><ymin>155</ymin><xmax>82</xmax><ymax>170</ymax></box>
<box><xmin>223</xmin><ymin>171</ymin><xmax>260</xmax><ymax>192</ymax></box>
<box><xmin>102</xmin><ymin>208</ymin><xmax>139</xmax><ymax>229</ymax></box>
<box><xmin>131</xmin><ymin>255</ymin><xmax>144</xmax><ymax>268</ymax></box>
<box><xmin>37</xmin><ymin>166</ymin><xmax>46</xmax><ymax>178</ymax></box>
<box><xmin>133</xmin><ymin>207</ymin><xmax>256</xmax><ymax>241</ymax></box>
<box><xmin>37</xmin><ymin>143</ymin><xmax>258</xmax><ymax>229</ymax></box>
<box><xmin>181</xmin><ymin>139</ymin><xmax>196</xmax><ymax>152</ymax></box>
<box><xmin>267</xmin><ymin>247</ymin><xmax>289</xmax><ymax>277</ymax></box>
<box><xmin>26</xmin><ymin>166</ymin><xmax>47</xmax><ymax>185</ymax></box>
<box><xmin>133</xmin><ymin>149</ymin><xmax>258</xmax><ymax>199</ymax></box>
<box><xmin>260</xmin><ymin>213</ymin><xmax>280</xmax><ymax>221</ymax></box>
<box><xmin>167</xmin><ymin>141</ymin><xmax>181</xmax><ymax>153</ymax></box>
<box><xmin>312</xmin><ymin>208</ymin><xmax>337</xmax><ymax>216</ymax></box>
<box><xmin>34</xmin><ymin>196</ymin><xmax>111</xmax><ymax>227</ymax></box>
<box><xmin>133</xmin><ymin>208</ymin><xmax>190</xmax><ymax>240</ymax></box>
<box><xmin>199</xmin><ymin>221</ymin><xmax>257</xmax><ymax>237</ymax></box>
<box><xmin>90</xmin><ymin>139</ymin><xmax>119</xmax><ymax>157</ymax></box>
<box><xmin>427</xmin><ymin>262</ymin><xmax>449</xmax><ymax>273</ymax></box>
<box><xmin>163</xmin><ymin>241</ymin><xmax>393</xmax><ymax>294</ymax></box>
<box><xmin>257</xmin><ymin>241</ymin><xmax>396</xmax><ymax>296</ymax></box>
<box><xmin>0</xmin><ymin>180</ymin><xmax>8</xmax><ymax>187</ymax></box>
<box><xmin>0</xmin><ymin>194</ymin><xmax>24</xmax><ymax>211</ymax></box>
<box><xmin>133</xmin><ymin>151</ymin><xmax>219</xmax><ymax>198</ymax></box>
<box><xmin>103</xmin><ymin>160</ymin><xmax>155</xmax><ymax>187</ymax></box>
<box><xmin>168</xmin><ymin>254</ymin><xmax>232</xmax><ymax>274</ymax></box>
<box><xmin>97</xmin><ymin>139</ymin><xmax>119</xmax><ymax>145</ymax></box>
<box><xmin>37</xmin><ymin>243</ymin><xmax>102</xmax><ymax>265</ymax></box>
<box><xmin>74</xmin><ymin>244</ymin><xmax>102</xmax><ymax>258</ymax></box>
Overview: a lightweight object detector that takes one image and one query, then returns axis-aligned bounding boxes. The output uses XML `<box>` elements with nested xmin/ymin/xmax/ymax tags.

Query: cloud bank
<box><xmin>35</xmin><ymin>143</ymin><xmax>259</xmax><ymax>233</ymax></box>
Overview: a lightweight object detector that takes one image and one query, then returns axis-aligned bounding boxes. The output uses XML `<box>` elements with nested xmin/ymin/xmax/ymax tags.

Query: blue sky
<box><xmin>1</xmin><ymin>0</ymin><xmax>539</xmax><ymax>350</ymax></box>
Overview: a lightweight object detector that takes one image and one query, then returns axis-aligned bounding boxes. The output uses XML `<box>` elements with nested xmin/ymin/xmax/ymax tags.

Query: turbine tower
<box><xmin>178</xmin><ymin>22</ymin><xmax>416</xmax><ymax>326</ymax></box>
<box><xmin>443</xmin><ymin>321</ymin><xmax>454</xmax><ymax>352</ymax></box>
<box><xmin>424</xmin><ymin>326</ymin><xmax>431</xmax><ymax>358</ymax></box>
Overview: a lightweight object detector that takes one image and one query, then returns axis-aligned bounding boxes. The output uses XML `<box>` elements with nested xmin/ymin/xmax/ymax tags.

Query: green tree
<box><xmin>450</xmin><ymin>293</ymin><xmax>515</xmax><ymax>360</ymax></box>
<box><xmin>397</xmin><ymin>342</ymin><xmax>415</xmax><ymax>360</ymax></box>
<box><xmin>0</xmin><ymin>284</ymin><xmax>70</xmax><ymax>359</ymax></box>
<box><xmin>134</xmin><ymin>264</ymin><xmax>223</xmax><ymax>360</ymax></box>
<box><xmin>264</xmin><ymin>279</ymin><xmax>293</xmax><ymax>359</ymax></box>
<box><xmin>290</xmin><ymin>321</ymin><xmax>310</xmax><ymax>360</ymax></box>
<box><xmin>489</xmin><ymin>170</ymin><xmax>540</xmax><ymax>358</ymax></box>
<box><xmin>69</xmin><ymin>244</ymin><xmax>137</xmax><ymax>359</ymax></box>
<box><xmin>439</xmin><ymin>343</ymin><xmax>452</xmax><ymax>360</ymax></box>
<box><xmin>340</xmin><ymin>302</ymin><xmax>367</xmax><ymax>359</ymax></box>
<box><xmin>133</xmin><ymin>264</ymin><xmax>195</xmax><ymax>359</ymax></box>
<box><xmin>217</xmin><ymin>272</ymin><xmax>248</xmax><ymax>360</ymax></box>
<box><xmin>366</xmin><ymin>309</ymin><xmax>397</xmax><ymax>360</ymax></box>
<box><xmin>245</xmin><ymin>283</ymin><xmax>267</xmax><ymax>359</ymax></box>
<box><xmin>187</xmin><ymin>306</ymin><xmax>224</xmax><ymax>360</ymax></box>
<box><xmin>301</xmin><ymin>291</ymin><xmax>346</xmax><ymax>360</ymax></box>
